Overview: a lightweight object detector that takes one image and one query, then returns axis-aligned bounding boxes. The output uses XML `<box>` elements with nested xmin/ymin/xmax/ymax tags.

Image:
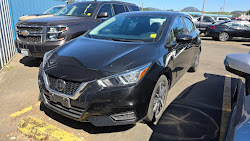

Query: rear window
<box><xmin>218</xmin><ymin>18</ymin><xmax>226</xmax><ymax>20</ymax></box>
<box><xmin>129</xmin><ymin>5</ymin><xmax>140</xmax><ymax>11</ymax></box>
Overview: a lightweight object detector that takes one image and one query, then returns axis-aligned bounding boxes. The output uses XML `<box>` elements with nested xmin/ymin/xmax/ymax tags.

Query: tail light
<box><xmin>209</xmin><ymin>26</ymin><xmax>216</xmax><ymax>29</ymax></box>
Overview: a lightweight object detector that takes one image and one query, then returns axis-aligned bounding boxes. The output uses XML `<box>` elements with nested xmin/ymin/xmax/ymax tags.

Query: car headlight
<box><xmin>47</xmin><ymin>26</ymin><xmax>67</xmax><ymax>41</ymax></box>
<box><xmin>97</xmin><ymin>63</ymin><xmax>151</xmax><ymax>88</ymax></box>
<box><xmin>42</xmin><ymin>51</ymin><xmax>53</xmax><ymax>67</ymax></box>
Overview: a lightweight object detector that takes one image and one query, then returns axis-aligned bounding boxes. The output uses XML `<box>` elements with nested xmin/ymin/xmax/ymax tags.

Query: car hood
<box><xmin>18</xmin><ymin>16</ymin><xmax>95</xmax><ymax>26</ymax></box>
<box><xmin>19</xmin><ymin>15</ymin><xmax>53</xmax><ymax>21</ymax></box>
<box><xmin>44</xmin><ymin>37</ymin><xmax>158</xmax><ymax>82</ymax></box>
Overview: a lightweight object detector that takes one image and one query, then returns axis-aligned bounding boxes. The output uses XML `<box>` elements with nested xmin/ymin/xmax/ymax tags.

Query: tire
<box><xmin>219</xmin><ymin>32</ymin><xmax>230</xmax><ymax>41</ymax></box>
<box><xmin>189</xmin><ymin>50</ymin><xmax>200</xmax><ymax>72</ymax></box>
<box><xmin>145</xmin><ymin>75</ymin><xmax>169</xmax><ymax>124</ymax></box>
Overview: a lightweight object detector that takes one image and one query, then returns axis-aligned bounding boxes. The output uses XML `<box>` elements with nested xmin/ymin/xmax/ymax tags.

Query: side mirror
<box><xmin>97</xmin><ymin>12</ymin><xmax>108</xmax><ymax>19</ymax></box>
<box><xmin>224</xmin><ymin>53</ymin><xmax>250</xmax><ymax>95</ymax></box>
<box><xmin>176</xmin><ymin>34</ymin><xmax>193</xmax><ymax>44</ymax></box>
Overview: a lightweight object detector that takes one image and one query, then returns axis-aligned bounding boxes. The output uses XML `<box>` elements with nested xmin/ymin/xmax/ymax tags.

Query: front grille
<box><xmin>17</xmin><ymin>26</ymin><xmax>43</xmax><ymax>33</ymax></box>
<box><xmin>47</xmin><ymin>75</ymin><xmax>81</xmax><ymax>95</ymax></box>
<box><xmin>18</xmin><ymin>35</ymin><xmax>41</xmax><ymax>43</ymax></box>
<box><xmin>44</xmin><ymin>94</ymin><xmax>84</xmax><ymax>119</ymax></box>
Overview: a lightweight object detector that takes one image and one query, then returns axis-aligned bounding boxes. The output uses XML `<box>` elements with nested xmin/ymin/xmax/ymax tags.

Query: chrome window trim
<box><xmin>43</xmin><ymin>71</ymin><xmax>91</xmax><ymax>100</ymax></box>
<box><xmin>125</xmin><ymin>5</ymin><xmax>131</xmax><ymax>12</ymax></box>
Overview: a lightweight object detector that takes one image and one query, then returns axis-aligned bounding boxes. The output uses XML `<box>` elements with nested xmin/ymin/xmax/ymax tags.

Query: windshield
<box><xmin>56</xmin><ymin>3</ymin><xmax>96</xmax><ymax>17</ymax></box>
<box><xmin>89</xmin><ymin>14</ymin><xmax>169</xmax><ymax>42</ymax></box>
<box><xmin>44</xmin><ymin>6</ymin><xmax>64</xmax><ymax>14</ymax></box>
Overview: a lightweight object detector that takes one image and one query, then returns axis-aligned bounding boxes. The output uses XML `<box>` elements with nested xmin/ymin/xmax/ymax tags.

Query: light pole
<box><xmin>200</xmin><ymin>0</ymin><xmax>205</xmax><ymax>23</ymax></box>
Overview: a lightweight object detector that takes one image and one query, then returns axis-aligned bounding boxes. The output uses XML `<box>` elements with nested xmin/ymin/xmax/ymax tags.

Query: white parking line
<box><xmin>219</xmin><ymin>75</ymin><xmax>232</xmax><ymax>141</ymax></box>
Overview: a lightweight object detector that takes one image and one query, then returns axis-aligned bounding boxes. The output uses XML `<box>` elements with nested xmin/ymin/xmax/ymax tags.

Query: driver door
<box><xmin>169</xmin><ymin>16</ymin><xmax>191</xmax><ymax>79</ymax></box>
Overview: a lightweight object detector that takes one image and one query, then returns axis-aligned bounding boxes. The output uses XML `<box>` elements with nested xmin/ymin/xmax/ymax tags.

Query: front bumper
<box><xmin>38</xmin><ymin>69</ymin><xmax>156</xmax><ymax>126</ymax></box>
<box><xmin>15</xmin><ymin>39</ymin><xmax>65</xmax><ymax>58</ymax></box>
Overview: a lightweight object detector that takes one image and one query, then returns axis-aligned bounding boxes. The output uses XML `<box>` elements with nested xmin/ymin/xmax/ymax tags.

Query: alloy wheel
<box><xmin>153</xmin><ymin>82</ymin><xmax>167</xmax><ymax>116</ymax></box>
<box><xmin>219</xmin><ymin>32</ymin><xmax>229</xmax><ymax>41</ymax></box>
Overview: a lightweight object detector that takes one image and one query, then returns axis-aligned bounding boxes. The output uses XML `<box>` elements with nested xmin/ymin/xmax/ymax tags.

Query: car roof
<box><xmin>72</xmin><ymin>1</ymin><xmax>137</xmax><ymax>6</ymax></box>
<box><xmin>54</xmin><ymin>5</ymin><xmax>66</xmax><ymax>7</ymax></box>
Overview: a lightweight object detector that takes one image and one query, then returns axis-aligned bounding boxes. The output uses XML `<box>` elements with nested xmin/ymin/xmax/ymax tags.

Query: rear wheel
<box><xmin>219</xmin><ymin>32</ymin><xmax>230</xmax><ymax>41</ymax></box>
<box><xmin>145</xmin><ymin>75</ymin><xmax>169</xmax><ymax>123</ymax></box>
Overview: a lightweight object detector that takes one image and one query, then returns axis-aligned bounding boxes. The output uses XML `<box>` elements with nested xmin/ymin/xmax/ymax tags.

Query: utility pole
<box><xmin>199</xmin><ymin>0</ymin><xmax>205</xmax><ymax>35</ymax></box>
<box><xmin>201</xmin><ymin>0</ymin><xmax>205</xmax><ymax>21</ymax></box>
<box><xmin>141</xmin><ymin>2</ymin><xmax>143</xmax><ymax>11</ymax></box>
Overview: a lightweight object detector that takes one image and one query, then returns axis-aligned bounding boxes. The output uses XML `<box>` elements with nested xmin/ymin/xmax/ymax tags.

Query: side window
<box><xmin>231</xmin><ymin>23</ymin><xmax>241</xmax><ymax>27</ymax></box>
<box><xmin>112</xmin><ymin>4</ymin><xmax>126</xmax><ymax>15</ymax></box>
<box><xmin>183</xmin><ymin>17</ymin><xmax>194</xmax><ymax>33</ymax></box>
<box><xmin>243</xmin><ymin>23</ymin><xmax>250</xmax><ymax>27</ymax></box>
<box><xmin>172</xmin><ymin>17</ymin><xmax>184</xmax><ymax>37</ymax></box>
<box><xmin>203</xmin><ymin>16</ymin><xmax>214</xmax><ymax>22</ymax></box>
<box><xmin>168</xmin><ymin>29</ymin><xmax>175</xmax><ymax>44</ymax></box>
<box><xmin>97</xmin><ymin>4</ymin><xmax>113</xmax><ymax>18</ymax></box>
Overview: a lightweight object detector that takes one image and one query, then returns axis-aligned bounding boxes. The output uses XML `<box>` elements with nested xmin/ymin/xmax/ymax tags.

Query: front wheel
<box><xmin>145</xmin><ymin>75</ymin><xmax>169</xmax><ymax>124</ymax></box>
<box><xmin>219</xmin><ymin>32</ymin><xmax>230</xmax><ymax>41</ymax></box>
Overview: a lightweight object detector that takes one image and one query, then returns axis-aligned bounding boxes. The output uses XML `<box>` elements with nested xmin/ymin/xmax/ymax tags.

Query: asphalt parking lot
<box><xmin>0</xmin><ymin>37</ymin><xmax>249</xmax><ymax>141</ymax></box>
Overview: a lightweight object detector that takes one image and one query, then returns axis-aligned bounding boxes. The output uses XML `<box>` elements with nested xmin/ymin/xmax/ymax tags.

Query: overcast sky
<box><xmin>106</xmin><ymin>0</ymin><xmax>249</xmax><ymax>12</ymax></box>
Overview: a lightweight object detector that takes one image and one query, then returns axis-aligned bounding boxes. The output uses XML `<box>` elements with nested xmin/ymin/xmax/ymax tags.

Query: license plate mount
<box><xmin>21</xmin><ymin>49</ymin><xmax>29</xmax><ymax>56</ymax></box>
<box><xmin>49</xmin><ymin>93</ymin><xmax>71</xmax><ymax>108</ymax></box>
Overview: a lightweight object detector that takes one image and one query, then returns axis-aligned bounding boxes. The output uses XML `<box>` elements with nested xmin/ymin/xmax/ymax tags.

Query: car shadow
<box><xmin>201</xmin><ymin>37</ymin><xmax>250</xmax><ymax>42</ymax></box>
<box><xmin>20</xmin><ymin>56</ymin><xmax>42</xmax><ymax>67</ymax></box>
<box><xmin>242</xmin><ymin>44</ymin><xmax>250</xmax><ymax>47</ymax></box>
<box><xmin>40</xmin><ymin>73</ymin><xmax>237</xmax><ymax>138</ymax></box>
<box><xmin>148</xmin><ymin>73</ymin><xmax>237</xmax><ymax>141</ymax></box>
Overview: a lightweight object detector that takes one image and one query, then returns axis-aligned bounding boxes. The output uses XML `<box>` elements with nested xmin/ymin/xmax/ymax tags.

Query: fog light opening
<box><xmin>110</xmin><ymin>111</ymin><xmax>137</xmax><ymax>121</ymax></box>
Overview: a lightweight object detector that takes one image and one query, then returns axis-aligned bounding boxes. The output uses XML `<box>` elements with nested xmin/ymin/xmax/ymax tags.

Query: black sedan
<box><xmin>207</xmin><ymin>21</ymin><xmax>250</xmax><ymax>41</ymax></box>
<box><xmin>38</xmin><ymin>11</ymin><xmax>201</xmax><ymax>126</ymax></box>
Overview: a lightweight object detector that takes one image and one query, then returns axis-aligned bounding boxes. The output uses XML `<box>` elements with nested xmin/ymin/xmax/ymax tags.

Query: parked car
<box><xmin>194</xmin><ymin>15</ymin><xmax>216</xmax><ymax>34</ymax></box>
<box><xmin>19</xmin><ymin>5</ymin><xmax>65</xmax><ymax>21</ymax></box>
<box><xmin>213</xmin><ymin>17</ymin><xmax>231</xmax><ymax>22</ymax></box>
<box><xmin>189</xmin><ymin>14</ymin><xmax>200</xmax><ymax>21</ymax></box>
<box><xmin>224</xmin><ymin>53</ymin><xmax>250</xmax><ymax>141</ymax></box>
<box><xmin>232</xmin><ymin>17</ymin><xmax>249</xmax><ymax>21</ymax></box>
<box><xmin>15</xmin><ymin>1</ymin><xmax>140</xmax><ymax>58</ymax></box>
<box><xmin>38</xmin><ymin>11</ymin><xmax>201</xmax><ymax>127</ymax></box>
<box><xmin>206</xmin><ymin>21</ymin><xmax>250</xmax><ymax>41</ymax></box>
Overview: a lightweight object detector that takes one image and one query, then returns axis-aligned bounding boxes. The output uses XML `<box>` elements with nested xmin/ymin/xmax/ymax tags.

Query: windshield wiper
<box><xmin>108</xmin><ymin>38</ymin><xmax>144</xmax><ymax>43</ymax></box>
<box><xmin>87</xmin><ymin>34</ymin><xmax>92</xmax><ymax>38</ymax></box>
